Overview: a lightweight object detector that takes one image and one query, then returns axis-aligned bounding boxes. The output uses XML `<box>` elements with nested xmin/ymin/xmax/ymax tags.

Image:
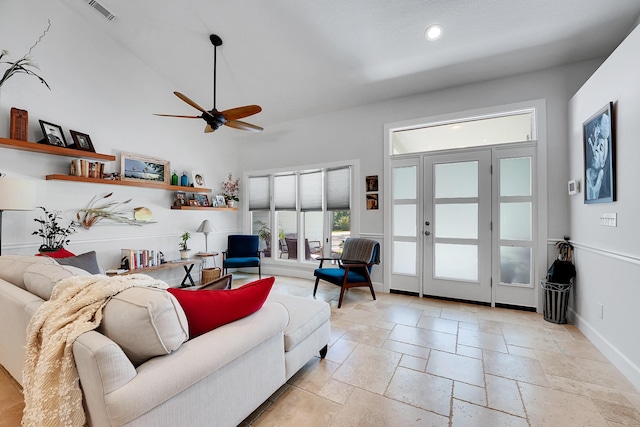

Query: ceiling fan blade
<box><xmin>174</xmin><ymin>91</ymin><xmax>207</xmax><ymax>113</ymax></box>
<box><xmin>204</xmin><ymin>124</ymin><xmax>215</xmax><ymax>133</ymax></box>
<box><xmin>153</xmin><ymin>114</ymin><xmax>202</xmax><ymax>119</ymax></box>
<box><xmin>222</xmin><ymin>105</ymin><xmax>262</xmax><ymax>121</ymax></box>
<box><xmin>225</xmin><ymin>120</ymin><xmax>263</xmax><ymax>132</ymax></box>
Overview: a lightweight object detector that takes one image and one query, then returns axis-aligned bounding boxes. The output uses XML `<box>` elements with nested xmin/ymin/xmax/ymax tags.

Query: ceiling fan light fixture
<box><xmin>425</xmin><ymin>24</ymin><xmax>443</xmax><ymax>41</ymax></box>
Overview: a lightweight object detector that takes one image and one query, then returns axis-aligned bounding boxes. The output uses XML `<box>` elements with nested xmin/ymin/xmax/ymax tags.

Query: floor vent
<box><xmin>84</xmin><ymin>0</ymin><xmax>116</xmax><ymax>21</ymax></box>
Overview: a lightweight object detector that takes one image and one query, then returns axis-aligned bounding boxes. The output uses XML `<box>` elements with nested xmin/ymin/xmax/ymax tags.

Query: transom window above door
<box><xmin>392</xmin><ymin>111</ymin><xmax>534</xmax><ymax>155</ymax></box>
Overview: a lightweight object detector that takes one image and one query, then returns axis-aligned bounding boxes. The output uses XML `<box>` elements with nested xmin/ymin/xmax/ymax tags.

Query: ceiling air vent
<box><xmin>84</xmin><ymin>0</ymin><xmax>116</xmax><ymax>21</ymax></box>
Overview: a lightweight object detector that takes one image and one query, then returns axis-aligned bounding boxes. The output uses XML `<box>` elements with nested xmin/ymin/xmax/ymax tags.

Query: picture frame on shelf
<box><xmin>174</xmin><ymin>191</ymin><xmax>187</xmax><ymax>207</ymax></box>
<box><xmin>193</xmin><ymin>194</ymin><xmax>209</xmax><ymax>206</ymax></box>
<box><xmin>582</xmin><ymin>102</ymin><xmax>615</xmax><ymax>204</ymax></box>
<box><xmin>188</xmin><ymin>199</ymin><xmax>198</xmax><ymax>206</ymax></box>
<box><xmin>191</xmin><ymin>171</ymin><xmax>206</xmax><ymax>188</ymax></box>
<box><xmin>69</xmin><ymin>130</ymin><xmax>96</xmax><ymax>152</ymax></box>
<box><xmin>38</xmin><ymin>120</ymin><xmax>68</xmax><ymax>147</ymax></box>
<box><xmin>121</xmin><ymin>152</ymin><xmax>170</xmax><ymax>184</ymax></box>
<box><xmin>215</xmin><ymin>195</ymin><xmax>226</xmax><ymax>207</ymax></box>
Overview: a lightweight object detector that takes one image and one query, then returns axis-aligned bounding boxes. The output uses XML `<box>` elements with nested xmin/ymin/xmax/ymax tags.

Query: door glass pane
<box><xmin>331</xmin><ymin>210</ymin><xmax>350</xmax><ymax>256</ymax></box>
<box><xmin>394</xmin><ymin>205</ymin><xmax>416</xmax><ymax>237</ymax></box>
<box><xmin>393</xmin><ymin>166</ymin><xmax>416</xmax><ymax>199</ymax></box>
<box><xmin>500</xmin><ymin>202</ymin><xmax>532</xmax><ymax>241</ymax></box>
<box><xmin>435</xmin><ymin>162</ymin><xmax>478</xmax><ymax>198</ymax></box>
<box><xmin>500</xmin><ymin>157</ymin><xmax>531</xmax><ymax>196</ymax></box>
<box><xmin>434</xmin><ymin>243</ymin><xmax>478</xmax><ymax>281</ymax></box>
<box><xmin>393</xmin><ymin>241</ymin><xmax>416</xmax><ymax>274</ymax></box>
<box><xmin>304</xmin><ymin>211</ymin><xmax>323</xmax><ymax>260</ymax></box>
<box><xmin>500</xmin><ymin>246</ymin><xmax>531</xmax><ymax>285</ymax></box>
<box><xmin>435</xmin><ymin>203</ymin><xmax>477</xmax><ymax>238</ymax></box>
<box><xmin>277</xmin><ymin>211</ymin><xmax>297</xmax><ymax>260</ymax></box>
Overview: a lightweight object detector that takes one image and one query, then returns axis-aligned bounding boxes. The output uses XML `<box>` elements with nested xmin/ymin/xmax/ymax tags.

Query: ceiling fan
<box><xmin>154</xmin><ymin>34</ymin><xmax>263</xmax><ymax>133</ymax></box>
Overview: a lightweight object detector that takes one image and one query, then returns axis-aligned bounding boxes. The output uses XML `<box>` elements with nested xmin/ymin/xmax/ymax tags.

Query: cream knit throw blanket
<box><xmin>22</xmin><ymin>274</ymin><xmax>168</xmax><ymax>427</ymax></box>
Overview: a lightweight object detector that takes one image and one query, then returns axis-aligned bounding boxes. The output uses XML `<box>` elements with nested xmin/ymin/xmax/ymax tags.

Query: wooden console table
<box><xmin>107</xmin><ymin>259</ymin><xmax>201</xmax><ymax>287</ymax></box>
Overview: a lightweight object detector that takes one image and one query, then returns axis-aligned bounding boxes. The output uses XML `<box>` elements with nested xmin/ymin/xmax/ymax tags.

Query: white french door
<box><xmin>390</xmin><ymin>144</ymin><xmax>537</xmax><ymax>308</ymax></box>
<box><xmin>423</xmin><ymin>150</ymin><xmax>492</xmax><ymax>303</ymax></box>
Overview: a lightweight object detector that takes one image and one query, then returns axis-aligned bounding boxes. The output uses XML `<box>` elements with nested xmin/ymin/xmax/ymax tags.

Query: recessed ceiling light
<box><xmin>425</xmin><ymin>24</ymin><xmax>443</xmax><ymax>41</ymax></box>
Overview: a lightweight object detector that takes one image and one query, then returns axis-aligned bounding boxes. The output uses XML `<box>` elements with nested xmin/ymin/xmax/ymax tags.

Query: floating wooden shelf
<box><xmin>0</xmin><ymin>137</ymin><xmax>116</xmax><ymax>161</ymax></box>
<box><xmin>171</xmin><ymin>205</ymin><xmax>237</xmax><ymax>211</ymax></box>
<box><xmin>46</xmin><ymin>174</ymin><xmax>213</xmax><ymax>192</ymax></box>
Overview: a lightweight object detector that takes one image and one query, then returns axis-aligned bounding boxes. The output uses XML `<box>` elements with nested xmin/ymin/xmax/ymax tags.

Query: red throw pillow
<box><xmin>35</xmin><ymin>248</ymin><xmax>76</xmax><ymax>258</ymax></box>
<box><xmin>167</xmin><ymin>277</ymin><xmax>275</xmax><ymax>338</ymax></box>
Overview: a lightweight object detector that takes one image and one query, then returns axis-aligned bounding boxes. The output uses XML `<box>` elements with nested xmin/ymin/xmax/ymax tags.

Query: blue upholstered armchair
<box><xmin>223</xmin><ymin>235</ymin><xmax>261</xmax><ymax>279</ymax></box>
<box><xmin>313</xmin><ymin>238</ymin><xmax>379</xmax><ymax>308</ymax></box>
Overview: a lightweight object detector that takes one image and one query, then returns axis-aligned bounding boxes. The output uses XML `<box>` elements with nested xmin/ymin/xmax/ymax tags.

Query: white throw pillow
<box><xmin>98</xmin><ymin>287</ymin><xmax>189</xmax><ymax>365</ymax></box>
<box><xmin>23</xmin><ymin>263</ymin><xmax>91</xmax><ymax>300</ymax></box>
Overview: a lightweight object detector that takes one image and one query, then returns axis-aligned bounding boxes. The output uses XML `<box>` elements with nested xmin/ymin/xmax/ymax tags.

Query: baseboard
<box><xmin>571</xmin><ymin>308</ymin><xmax>640</xmax><ymax>391</ymax></box>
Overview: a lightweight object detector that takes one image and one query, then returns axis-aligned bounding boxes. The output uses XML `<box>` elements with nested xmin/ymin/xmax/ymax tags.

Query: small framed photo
<box><xmin>366</xmin><ymin>193</ymin><xmax>379</xmax><ymax>210</ymax></box>
<box><xmin>193</xmin><ymin>194</ymin><xmax>209</xmax><ymax>207</ymax></box>
<box><xmin>38</xmin><ymin>120</ymin><xmax>67</xmax><ymax>147</ymax></box>
<box><xmin>121</xmin><ymin>152</ymin><xmax>170</xmax><ymax>184</ymax></box>
<box><xmin>215</xmin><ymin>195</ymin><xmax>226</xmax><ymax>207</ymax></box>
<box><xmin>174</xmin><ymin>191</ymin><xmax>187</xmax><ymax>206</ymax></box>
<box><xmin>366</xmin><ymin>175</ymin><xmax>378</xmax><ymax>192</ymax></box>
<box><xmin>191</xmin><ymin>171</ymin><xmax>206</xmax><ymax>188</ymax></box>
<box><xmin>188</xmin><ymin>199</ymin><xmax>199</xmax><ymax>206</ymax></box>
<box><xmin>69</xmin><ymin>130</ymin><xmax>95</xmax><ymax>152</ymax></box>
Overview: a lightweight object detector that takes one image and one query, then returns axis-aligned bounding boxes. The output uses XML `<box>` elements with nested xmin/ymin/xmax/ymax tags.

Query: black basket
<box><xmin>540</xmin><ymin>279</ymin><xmax>572</xmax><ymax>324</ymax></box>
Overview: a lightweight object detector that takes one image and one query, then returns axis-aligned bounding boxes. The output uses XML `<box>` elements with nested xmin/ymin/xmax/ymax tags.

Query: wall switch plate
<box><xmin>599</xmin><ymin>213</ymin><xmax>617</xmax><ymax>227</ymax></box>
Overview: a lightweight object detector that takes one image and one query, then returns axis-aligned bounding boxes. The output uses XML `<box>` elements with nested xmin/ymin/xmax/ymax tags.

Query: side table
<box><xmin>196</xmin><ymin>252</ymin><xmax>219</xmax><ymax>268</ymax></box>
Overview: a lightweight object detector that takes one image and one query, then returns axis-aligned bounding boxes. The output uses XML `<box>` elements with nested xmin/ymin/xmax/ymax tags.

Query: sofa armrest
<box><xmin>73</xmin><ymin>331</ymin><xmax>137</xmax><ymax>427</ymax></box>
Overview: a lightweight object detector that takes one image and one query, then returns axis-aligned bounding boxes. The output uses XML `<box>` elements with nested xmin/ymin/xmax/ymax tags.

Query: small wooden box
<box><xmin>10</xmin><ymin>108</ymin><xmax>28</xmax><ymax>141</ymax></box>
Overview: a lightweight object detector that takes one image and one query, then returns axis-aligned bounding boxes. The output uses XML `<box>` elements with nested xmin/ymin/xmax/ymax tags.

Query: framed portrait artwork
<box><xmin>583</xmin><ymin>102</ymin><xmax>615</xmax><ymax>204</ymax></box>
<box><xmin>174</xmin><ymin>191</ymin><xmax>187</xmax><ymax>207</ymax></box>
<box><xmin>69</xmin><ymin>130</ymin><xmax>96</xmax><ymax>152</ymax></box>
<box><xmin>121</xmin><ymin>152</ymin><xmax>170</xmax><ymax>184</ymax></box>
<box><xmin>366</xmin><ymin>175</ymin><xmax>379</xmax><ymax>192</ymax></box>
<box><xmin>366</xmin><ymin>194</ymin><xmax>379</xmax><ymax>210</ymax></box>
<box><xmin>38</xmin><ymin>120</ymin><xmax>68</xmax><ymax>147</ymax></box>
<box><xmin>193</xmin><ymin>194</ymin><xmax>209</xmax><ymax>206</ymax></box>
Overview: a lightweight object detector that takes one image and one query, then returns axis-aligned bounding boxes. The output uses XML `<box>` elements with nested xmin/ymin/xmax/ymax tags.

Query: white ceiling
<box><xmin>63</xmin><ymin>0</ymin><xmax>640</xmax><ymax>128</ymax></box>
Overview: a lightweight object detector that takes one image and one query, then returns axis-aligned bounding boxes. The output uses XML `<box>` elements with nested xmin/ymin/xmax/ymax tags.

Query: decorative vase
<box><xmin>181</xmin><ymin>171</ymin><xmax>188</xmax><ymax>186</ymax></box>
<box><xmin>227</xmin><ymin>200</ymin><xmax>237</xmax><ymax>208</ymax></box>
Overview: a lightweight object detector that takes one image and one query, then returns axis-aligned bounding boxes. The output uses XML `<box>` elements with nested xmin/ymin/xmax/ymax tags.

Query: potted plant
<box><xmin>179</xmin><ymin>232</ymin><xmax>191</xmax><ymax>259</ymax></box>
<box><xmin>220</xmin><ymin>173</ymin><xmax>239</xmax><ymax>208</ymax></box>
<box><xmin>255</xmin><ymin>220</ymin><xmax>285</xmax><ymax>258</ymax></box>
<box><xmin>32</xmin><ymin>206</ymin><xmax>76</xmax><ymax>252</ymax></box>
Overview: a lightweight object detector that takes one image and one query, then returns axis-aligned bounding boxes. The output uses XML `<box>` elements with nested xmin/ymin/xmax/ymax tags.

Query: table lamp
<box><xmin>0</xmin><ymin>175</ymin><xmax>36</xmax><ymax>256</ymax></box>
<box><xmin>196</xmin><ymin>220</ymin><xmax>215</xmax><ymax>253</ymax></box>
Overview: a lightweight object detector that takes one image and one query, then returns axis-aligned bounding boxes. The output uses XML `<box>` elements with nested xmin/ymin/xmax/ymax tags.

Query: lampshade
<box><xmin>196</xmin><ymin>220</ymin><xmax>215</xmax><ymax>234</ymax></box>
<box><xmin>0</xmin><ymin>177</ymin><xmax>36</xmax><ymax>211</ymax></box>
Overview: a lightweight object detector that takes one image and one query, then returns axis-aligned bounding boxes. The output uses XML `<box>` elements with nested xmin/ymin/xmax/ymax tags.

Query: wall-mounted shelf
<box><xmin>46</xmin><ymin>174</ymin><xmax>212</xmax><ymax>192</ymax></box>
<box><xmin>0</xmin><ymin>137</ymin><xmax>116</xmax><ymax>161</ymax></box>
<box><xmin>171</xmin><ymin>205</ymin><xmax>237</xmax><ymax>211</ymax></box>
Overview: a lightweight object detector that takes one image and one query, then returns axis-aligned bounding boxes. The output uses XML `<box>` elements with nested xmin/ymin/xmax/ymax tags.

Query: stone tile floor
<box><xmin>1</xmin><ymin>274</ymin><xmax>639</xmax><ymax>426</ymax></box>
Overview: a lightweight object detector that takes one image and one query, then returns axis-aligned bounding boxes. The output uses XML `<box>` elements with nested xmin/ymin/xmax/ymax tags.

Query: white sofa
<box><xmin>0</xmin><ymin>255</ymin><xmax>331</xmax><ymax>427</ymax></box>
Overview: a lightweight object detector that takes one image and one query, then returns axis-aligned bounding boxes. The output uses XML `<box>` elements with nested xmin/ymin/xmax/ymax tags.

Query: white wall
<box><xmin>569</xmin><ymin>24</ymin><xmax>640</xmax><ymax>389</ymax></box>
<box><xmin>0</xmin><ymin>0</ymin><xmax>241</xmax><ymax>280</ymax></box>
<box><xmin>234</xmin><ymin>59</ymin><xmax>601</xmax><ymax>284</ymax></box>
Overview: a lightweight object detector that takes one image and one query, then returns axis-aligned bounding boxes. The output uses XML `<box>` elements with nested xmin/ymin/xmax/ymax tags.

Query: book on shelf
<box><xmin>120</xmin><ymin>249</ymin><xmax>161</xmax><ymax>270</ymax></box>
<box><xmin>70</xmin><ymin>159</ymin><xmax>105</xmax><ymax>178</ymax></box>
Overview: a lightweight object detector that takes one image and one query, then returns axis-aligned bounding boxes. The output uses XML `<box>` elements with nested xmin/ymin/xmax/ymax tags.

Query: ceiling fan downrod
<box><xmin>210</xmin><ymin>34</ymin><xmax>222</xmax><ymax>111</ymax></box>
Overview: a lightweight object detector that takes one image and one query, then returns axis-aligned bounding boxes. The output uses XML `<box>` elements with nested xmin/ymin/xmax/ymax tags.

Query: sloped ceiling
<box><xmin>62</xmin><ymin>0</ymin><xmax>640</xmax><ymax>128</ymax></box>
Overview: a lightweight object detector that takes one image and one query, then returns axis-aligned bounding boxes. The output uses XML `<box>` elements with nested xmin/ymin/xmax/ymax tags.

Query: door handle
<box><xmin>425</xmin><ymin>221</ymin><xmax>430</xmax><ymax>226</ymax></box>
<box><xmin>424</xmin><ymin>231</ymin><xmax>431</xmax><ymax>236</ymax></box>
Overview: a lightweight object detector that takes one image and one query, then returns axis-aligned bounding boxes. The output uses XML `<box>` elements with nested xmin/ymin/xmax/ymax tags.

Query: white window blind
<box><xmin>248</xmin><ymin>176</ymin><xmax>270</xmax><ymax>211</ymax></box>
<box><xmin>326</xmin><ymin>166</ymin><xmax>351</xmax><ymax>210</ymax></box>
<box><xmin>300</xmin><ymin>171</ymin><xmax>322</xmax><ymax>211</ymax></box>
<box><xmin>274</xmin><ymin>174</ymin><xmax>297</xmax><ymax>210</ymax></box>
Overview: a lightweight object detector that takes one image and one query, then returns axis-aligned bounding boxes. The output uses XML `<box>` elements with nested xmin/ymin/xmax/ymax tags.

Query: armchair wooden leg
<box><xmin>313</xmin><ymin>277</ymin><xmax>320</xmax><ymax>297</ymax></box>
<box><xmin>319</xmin><ymin>344</ymin><xmax>328</xmax><ymax>359</ymax></box>
<box><xmin>369</xmin><ymin>284</ymin><xmax>376</xmax><ymax>301</ymax></box>
<box><xmin>338</xmin><ymin>286</ymin><xmax>346</xmax><ymax>308</ymax></box>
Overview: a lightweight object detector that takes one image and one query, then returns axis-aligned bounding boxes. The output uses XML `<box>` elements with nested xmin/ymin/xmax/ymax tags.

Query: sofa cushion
<box><xmin>267</xmin><ymin>293</ymin><xmax>331</xmax><ymax>352</ymax></box>
<box><xmin>54</xmin><ymin>251</ymin><xmax>101</xmax><ymax>274</ymax></box>
<box><xmin>167</xmin><ymin>277</ymin><xmax>274</xmax><ymax>338</ymax></box>
<box><xmin>0</xmin><ymin>255</ymin><xmax>57</xmax><ymax>290</ymax></box>
<box><xmin>98</xmin><ymin>287</ymin><xmax>189</xmax><ymax>365</ymax></box>
<box><xmin>23</xmin><ymin>263</ymin><xmax>91</xmax><ymax>300</ymax></box>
